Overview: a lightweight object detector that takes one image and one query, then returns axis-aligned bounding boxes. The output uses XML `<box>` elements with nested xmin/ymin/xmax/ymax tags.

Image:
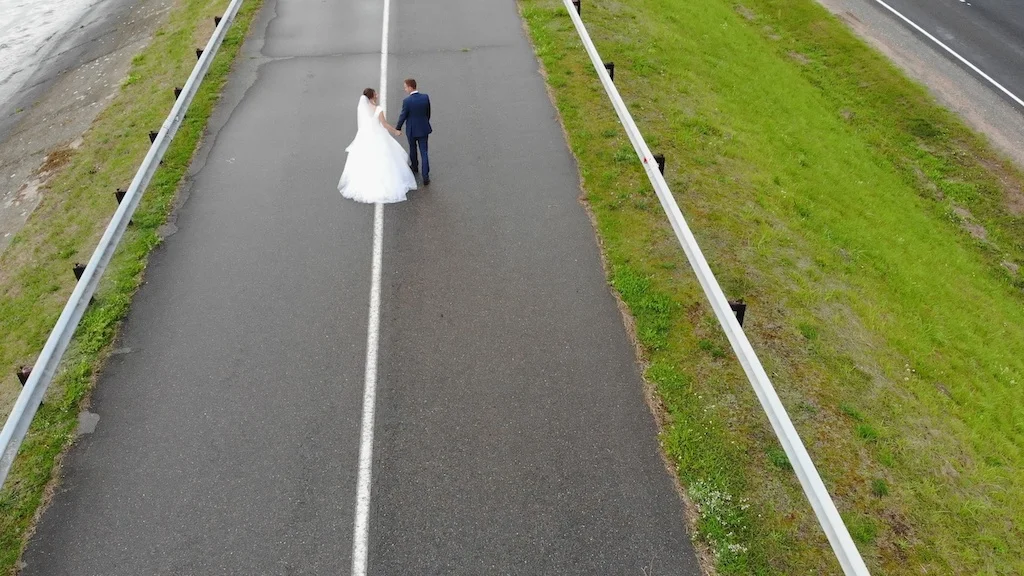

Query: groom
<box><xmin>395</xmin><ymin>78</ymin><xmax>432</xmax><ymax>185</ymax></box>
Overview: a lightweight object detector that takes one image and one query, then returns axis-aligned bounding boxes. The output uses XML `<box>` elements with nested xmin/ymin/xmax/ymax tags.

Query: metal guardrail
<box><xmin>0</xmin><ymin>0</ymin><xmax>248</xmax><ymax>487</ymax></box>
<box><xmin>558</xmin><ymin>1</ymin><xmax>871</xmax><ymax>574</ymax></box>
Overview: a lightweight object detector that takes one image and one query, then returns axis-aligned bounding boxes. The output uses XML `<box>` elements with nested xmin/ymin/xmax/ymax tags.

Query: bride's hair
<box><xmin>362</xmin><ymin>88</ymin><xmax>376</xmax><ymax>100</ymax></box>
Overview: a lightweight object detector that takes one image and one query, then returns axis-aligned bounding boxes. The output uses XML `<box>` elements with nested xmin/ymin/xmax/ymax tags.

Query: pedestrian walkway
<box><xmin>21</xmin><ymin>0</ymin><xmax>702</xmax><ymax>573</ymax></box>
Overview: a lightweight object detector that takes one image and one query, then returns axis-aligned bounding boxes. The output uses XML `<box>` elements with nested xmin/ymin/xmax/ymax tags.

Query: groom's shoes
<box><xmin>423</xmin><ymin>176</ymin><xmax>430</xmax><ymax>185</ymax></box>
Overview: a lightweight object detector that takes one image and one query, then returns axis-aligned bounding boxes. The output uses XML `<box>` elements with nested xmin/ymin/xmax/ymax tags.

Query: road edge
<box><xmin>515</xmin><ymin>4</ymin><xmax>717</xmax><ymax>575</ymax></box>
<box><xmin>0</xmin><ymin>0</ymin><xmax>265</xmax><ymax>571</ymax></box>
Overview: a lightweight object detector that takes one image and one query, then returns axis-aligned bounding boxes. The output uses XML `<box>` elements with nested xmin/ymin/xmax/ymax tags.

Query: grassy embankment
<box><xmin>521</xmin><ymin>0</ymin><xmax>1024</xmax><ymax>573</ymax></box>
<box><xmin>0</xmin><ymin>0</ymin><xmax>262</xmax><ymax>569</ymax></box>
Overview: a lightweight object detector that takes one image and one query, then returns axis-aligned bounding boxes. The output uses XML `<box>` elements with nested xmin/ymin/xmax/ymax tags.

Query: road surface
<box><xmin>19</xmin><ymin>0</ymin><xmax>701</xmax><ymax>574</ymax></box>
<box><xmin>817</xmin><ymin>0</ymin><xmax>1024</xmax><ymax>166</ymax></box>
<box><xmin>877</xmin><ymin>0</ymin><xmax>1024</xmax><ymax>104</ymax></box>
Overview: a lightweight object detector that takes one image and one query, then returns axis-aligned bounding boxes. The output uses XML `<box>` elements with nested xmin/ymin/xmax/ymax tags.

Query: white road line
<box><xmin>871</xmin><ymin>0</ymin><xmax>1024</xmax><ymax>109</ymax></box>
<box><xmin>351</xmin><ymin>0</ymin><xmax>389</xmax><ymax>572</ymax></box>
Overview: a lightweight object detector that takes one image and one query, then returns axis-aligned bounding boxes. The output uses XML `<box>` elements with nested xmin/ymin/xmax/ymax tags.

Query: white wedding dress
<box><xmin>338</xmin><ymin>95</ymin><xmax>417</xmax><ymax>203</ymax></box>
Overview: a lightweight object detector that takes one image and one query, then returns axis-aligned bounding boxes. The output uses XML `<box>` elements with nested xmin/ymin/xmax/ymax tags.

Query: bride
<box><xmin>338</xmin><ymin>88</ymin><xmax>417</xmax><ymax>204</ymax></box>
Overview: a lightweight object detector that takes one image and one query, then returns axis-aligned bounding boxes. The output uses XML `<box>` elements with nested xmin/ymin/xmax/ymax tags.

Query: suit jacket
<box><xmin>396</xmin><ymin>92</ymin><xmax>432</xmax><ymax>138</ymax></box>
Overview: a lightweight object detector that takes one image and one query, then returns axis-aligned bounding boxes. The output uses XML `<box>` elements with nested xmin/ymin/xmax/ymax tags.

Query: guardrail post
<box><xmin>115</xmin><ymin>189</ymin><xmax>135</xmax><ymax>225</ymax></box>
<box><xmin>654</xmin><ymin>153</ymin><xmax>665</xmax><ymax>174</ymax></box>
<box><xmin>174</xmin><ymin>87</ymin><xmax>183</xmax><ymax>99</ymax></box>
<box><xmin>196</xmin><ymin>48</ymin><xmax>204</xmax><ymax>59</ymax></box>
<box><xmin>150</xmin><ymin>132</ymin><xmax>164</xmax><ymax>165</ymax></box>
<box><xmin>572</xmin><ymin>0</ymin><xmax>581</xmax><ymax>14</ymax></box>
<box><xmin>729</xmin><ymin>299</ymin><xmax>747</xmax><ymax>326</ymax></box>
<box><xmin>604</xmin><ymin>62</ymin><xmax>614</xmax><ymax>81</ymax></box>
<box><xmin>15</xmin><ymin>367</ymin><xmax>41</xmax><ymax>404</ymax></box>
<box><xmin>215</xmin><ymin>16</ymin><xmax>222</xmax><ymax>26</ymax></box>
<box><xmin>71</xmin><ymin>265</ymin><xmax>97</xmax><ymax>303</ymax></box>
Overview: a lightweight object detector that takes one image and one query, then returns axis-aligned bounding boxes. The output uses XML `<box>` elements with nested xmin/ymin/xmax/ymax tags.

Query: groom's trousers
<box><xmin>408</xmin><ymin>135</ymin><xmax>429</xmax><ymax>180</ymax></box>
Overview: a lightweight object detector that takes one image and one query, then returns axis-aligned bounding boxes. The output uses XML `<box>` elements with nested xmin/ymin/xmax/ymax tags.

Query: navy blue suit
<box><xmin>396</xmin><ymin>92</ymin><xmax>432</xmax><ymax>180</ymax></box>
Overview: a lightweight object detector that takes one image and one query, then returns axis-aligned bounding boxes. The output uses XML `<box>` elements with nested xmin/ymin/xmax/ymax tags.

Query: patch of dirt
<box><xmin>1002</xmin><ymin>260</ymin><xmax>1020</xmax><ymax>275</ymax></box>
<box><xmin>734</xmin><ymin>4</ymin><xmax>757</xmax><ymax>21</ymax></box>
<box><xmin>762</xmin><ymin>25</ymin><xmax>781</xmax><ymax>41</ymax></box>
<box><xmin>1004</xmin><ymin>188</ymin><xmax>1024</xmax><ymax>216</ymax></box>
<box><xmin>788</xmin><ymin>51</ymin><xmax>811</xmax><ymax>66</ymax></box>
<box><xmin>840</xmin><ymin>108</ymin><xmax>855</xmax><ymax>121</ymax></box>
<box><xmin>912</xmin><ymin>166</ymin><xmax>942</xmax><ymax>200</ymax></box>
<box><xmin>877</xmin><ymin>508</ymin><xmax>914</xmax><ymax>561</ymax></box>
<box><xmin>975</xmin><ymin>155</ymin><xmax>1024</xmax><ymax>216</ymax></box>
<box><xmin>940</xmin><ymin>461</ymin><xmax>960</xmax><ymax>480</ymax></box>
<box><xmin>951</xmin><ymin>205</ymin><xmax>989</xmax><ymax>241</ymax></box>
<box><xmin>38</xmin><ymin>145</ymin><xmax>74</xmax><ymax>174</ymax></box>
<box><xmin>961</xmin><ymin>221</ymin><xmax>988</xmax><ymax>241</ymax></box>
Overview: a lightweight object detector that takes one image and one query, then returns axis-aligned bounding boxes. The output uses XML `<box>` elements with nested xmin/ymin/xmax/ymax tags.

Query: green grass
<box><xmin>0</xmin><ymin>0</ymin><xmax>261</xmax><ymax>569</ymax></box>
<box><xmin>871</xmin><ymin>478</ymin><xmax>890</xmax><ymax>498</ymax></box>
<box><xmin>520</xmin><ymin>0</ymin><xmax>1024</xmax><ymax>573</ymax></box>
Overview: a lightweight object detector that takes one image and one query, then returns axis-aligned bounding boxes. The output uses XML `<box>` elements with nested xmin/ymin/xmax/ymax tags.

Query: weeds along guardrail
<box><xmin>0</xmin><ymin>0</ymin><xmax>248</xmax><ymax>487</ymax></box>
<box><xmin>558</xmin><ymin>1</ymin><xmax>870</xmax><ymax>574</ymax></box>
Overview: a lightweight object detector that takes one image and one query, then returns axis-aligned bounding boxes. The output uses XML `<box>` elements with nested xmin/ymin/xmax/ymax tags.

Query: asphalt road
<box><xmin>875</xmin><ymin>0</ymin><xmax>1024</xmax><ymax>107</ymax></box>
<box><xmin>20</xmin><ymin>0</ymin><xmax>701</xmax><ymax>574</ymax></box>
<box><xmin>817</xmin><ymin>0</ymin><xmax>1024</xmax><ymax>166</ymax></box>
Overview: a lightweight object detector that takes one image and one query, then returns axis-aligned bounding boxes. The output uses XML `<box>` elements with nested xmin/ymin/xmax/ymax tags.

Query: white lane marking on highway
<box><xmin>351</xmin><ymin>0</ymin><xmax>389</xmax><ymax>573</ymax></box>
<box><xmin>872</xmin><ymin>0</ymin><xmax>1024</xmax><ymax>109</ymax></box>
